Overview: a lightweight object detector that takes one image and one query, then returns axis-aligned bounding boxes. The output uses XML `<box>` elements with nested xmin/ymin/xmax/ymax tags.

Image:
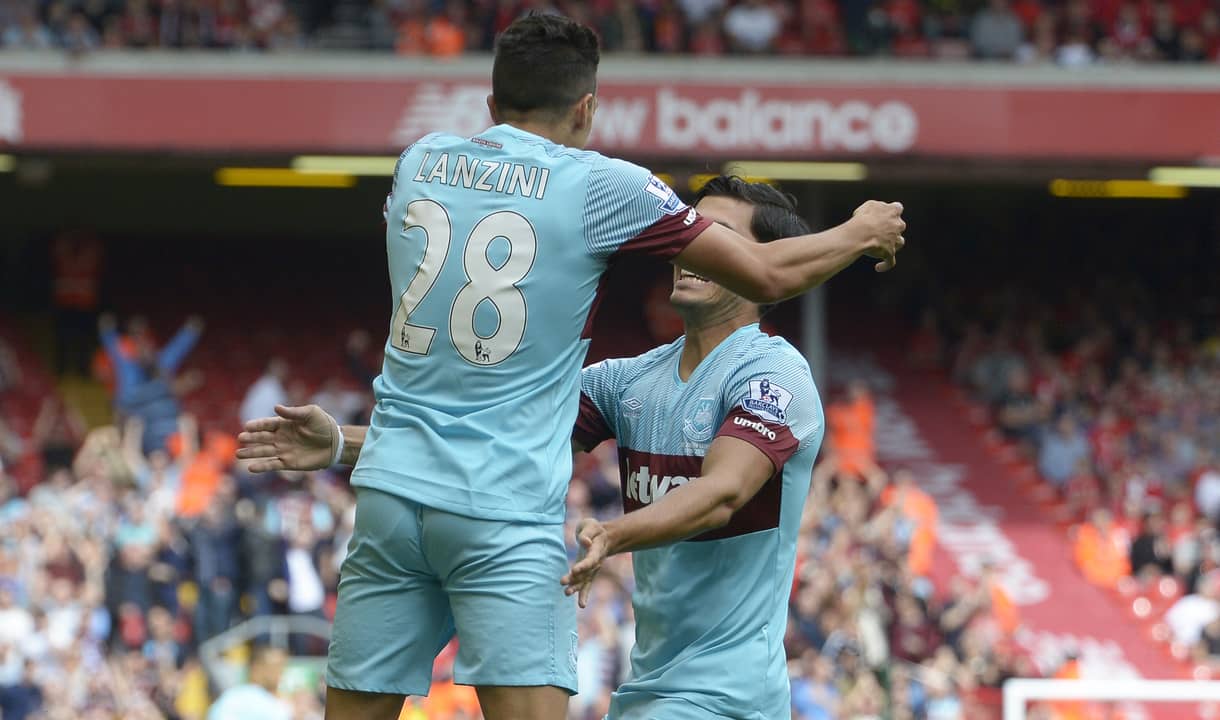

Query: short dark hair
<box><xmin>493</xmin><ymin>13</ymin><xmax>600</xmax><ymax>119</ymax></box>
<box><xmin>695</xmin><ymin>175</ymin><xmax>811</xmax><ymax>244</ymax></box>
<box><xmin>695</xmin><ymin>175</ymin><xmax>811</xmax><ymax>315</ymax></box>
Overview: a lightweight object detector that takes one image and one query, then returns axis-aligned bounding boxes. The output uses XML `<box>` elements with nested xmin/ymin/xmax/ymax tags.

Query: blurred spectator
<box><xmin>99</xmin><ymin>313</ymin><xmax>204</xmax><ymax>454</ymax></box>
<box><xmin>240</xmin><ymin>357</ymin><xmax>289</xmax><ymax>424</ymax></box>
<box><xmin>32</xmin><ymin>395</ymin><xmax>86</xmax><ymax>474</ymax></box>
<box><xmin>2</xmin><ymin>5</ymin><xmax>53</xmax><ymax>49</ymax></box>
<box><xmin>606</xmin><ymin>0</ymin><xmax>652</xmax><ymax>52</ymax></box>
<box><xmin>1128</xmin><ymin>511</ymin><xmax>1173</xmax><ymax>580</ymax></box>
<box><xmin>425</xmin><ymin>1</ymin><xmax>468</xmax><ymax>56</ymax></box>
<box><xmin>62</xmin><ymin>11</ymin><xmax>100</xmax><ymax>52</ymax></box>
<box><xmin>1073</xmin><ymin>507</ymin><xmax>1131</xmax><ymax>587</ymax></box>
<box><xmin>1165</xmin><ymin>573</ymin><xmax>1220</xmax><ymax>646</ymax></box>
<box><xmin>207</xmin><ymin>646</ymin><xmax>292</xmax><ymax>720</ymax></box>
<box><xmin>1037</xmin><ymin>414</ymin><xmax>1090</xmax><ymax>489</ymax></box>
<box><xmin>344</xmin><ymin>330</ymin><xmax>377</xmax><ymax>387</ymax></box>
<box><xmin>995</xmin><ymin>365</ymin><xmax>1045</xmax><ymax>447</ymax></box>
<box><xmin>50</xmin><ymin>231</ymin><xmax>103</xmax><ymax>377</ymax></box>
<box><xmin>825</xmin><ymin>380</ymin><xmax>885</xmax><ymax>485</ymax></box>
<box><xmin>970</xmin><ymin>0</ymin><xmax>1023</xmax><ymax>59</ymax></box>
<box><xmin>284</xmin><ymin>526</ymin><xmax>325</xmax><ymax>650</ymax></box>
<box><xmin>723</xmin><ymin>0</ymin><xmax>782</xmax><ymax>52</ymax></box>
<box><xmin>122</xmin><ymin>0</ymin><xmax>158</xmax><ymax>46</ymax></box>
<box><xmin>1196</xmin><ymin>455</ymin><xmax>1220</xmax><ymax>521</ymax></box>
<box><xmin>1056</xmin><ymin>27</ymin><xmax>1097</xmax><ymax>65</ymax></box>
<box><xmin>1149</xmin><ymin>0</ymin><xmax>1181</xmax><ymax>59</ymax></box>
<box><xmin>0</xmin><ymin>585</ymin><xmax>34</xmax><ymax>646</ymax></box>
<box><xmin>190</xmin><ymin>498</ymin><xmax>241</xmax><ymax>642</ymax></box>
<box><xmin>0</xmin><ymin>659</ymin><xmax>43</xmax><ymax>720</ymax></box>
<box><xmin>789</xmin><ymin>652</ymin><xmax>839</xmax><ymax>719</ymax></box>
<box><xmin>881</xmin><ymin>468</ymin><xmax>939</xmax><ymax>578</ymax></box>
<box><xmin>677</xmin><ymin>0</ymin><xmax>724</xmax><ymax>26</ymax></box>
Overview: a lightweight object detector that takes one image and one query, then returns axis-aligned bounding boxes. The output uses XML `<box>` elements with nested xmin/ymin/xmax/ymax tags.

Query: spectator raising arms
<box><xmin>99</xmin><ymin>313</ymin><xmax>204</xmax><ymax>454</ymax></box>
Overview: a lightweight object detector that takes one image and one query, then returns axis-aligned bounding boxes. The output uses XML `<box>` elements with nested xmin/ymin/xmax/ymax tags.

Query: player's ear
<box><xmin>486</xmin><ymin>94</ymin><xmax>500</xmax><ymax>124</ymax></box>
<box><xmin>573</xmin><ymin>93</ymin><xmax>596</xmax><ymax>133</ymax></box>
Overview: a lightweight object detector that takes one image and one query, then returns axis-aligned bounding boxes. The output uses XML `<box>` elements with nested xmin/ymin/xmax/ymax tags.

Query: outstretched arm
<box><xmin>158</xmin><ymin>316</ymin><xmax>204</xmax><ymax>373</ymax></box>
<box><xmin>236</xmin><ymin>405</ymin><xmax>366</xmax><ymax>472</ymax></box>
<box><xmin>674</xmin><ymin>200</ymin><xmax>906</xmax><ymax>304</ymax></box>
<box><xmin>562</xmin><ymin>435</ymin><xmax>774</xmax><ymax>606</ymax></box>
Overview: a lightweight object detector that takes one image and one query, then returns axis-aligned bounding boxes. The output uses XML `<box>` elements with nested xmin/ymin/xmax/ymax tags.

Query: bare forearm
<box><xmin>765</xmin><ymin>220</ymin><xmax>871</xmax><ymax>301</ymax></box>
<box><xmin>603</xmin><ymin>481</ymin><xmax>734</xmax><ymax>556</ymax></box>
<box><xmin>339</xmin><ymin>425</ymin><xmax>367</xmax><ymax>465</ymax></box>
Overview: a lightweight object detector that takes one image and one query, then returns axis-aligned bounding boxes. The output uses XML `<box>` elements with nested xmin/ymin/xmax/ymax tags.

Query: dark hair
<box><xmin>493</xmin><ymin>13</ymin><xmax>600</xmax><ymax>119</ymax></box>
<box><xmin>695</xmin><ymin>175</ymin><xmax>811</xmax><ymax>315</ymax></box>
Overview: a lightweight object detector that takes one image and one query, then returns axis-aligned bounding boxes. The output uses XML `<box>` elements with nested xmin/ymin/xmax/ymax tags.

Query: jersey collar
<box><xmin>673</xmin><ymin>323</ymin><xmax>760</xmax><ymax>387</ymax></box>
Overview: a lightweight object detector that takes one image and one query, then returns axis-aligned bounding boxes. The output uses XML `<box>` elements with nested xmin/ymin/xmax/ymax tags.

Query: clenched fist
<box><xmin>851</xmin><ymin>200</ymin><xmax>907</xmax><ymax>272</ymax></box>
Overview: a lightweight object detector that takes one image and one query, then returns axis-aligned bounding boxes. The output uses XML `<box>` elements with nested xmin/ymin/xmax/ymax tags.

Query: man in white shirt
<box><xmin>285</xmin><ymin>527</ymin><xmax>325</xmax><ymax>618</ymax></box>
<box><xmin>240</xmin><ymin>358</ymin><xmax>289</xmax><ymax>425</ymax></box>
<box><xmin>0</xmin><ymin>585</ymin><xmax>34</xmax><ymax>647</ymax></box>
<box><xmin>724</xmin><ymin>0</ymin><xmax>782</xmax><ymax>52</ymax></box>
<box><xmin>208</xmin><ymin>647</ymin><xmax>293</xmax><ymax>720</ymax></box>
<box><xmin>1166</xmin><ymin>573</ymin><xmax>1220</xmax><ymax>646</ymax></box>
<box><xmin>1195</xmin><ymin>454</ymin><xmax>1220</xmax><ymax>521</ymax></box>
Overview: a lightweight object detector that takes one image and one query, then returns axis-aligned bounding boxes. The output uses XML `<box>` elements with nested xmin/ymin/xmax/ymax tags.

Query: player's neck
<box><xmin>504</xmin><ymin>119</ymin><xmax>577</xmax><ymax>148</ymax></box>
<box><xmin>677</xmin><ymin>308</ymin><xmax>756</xmax><ymax>381</ymax></box>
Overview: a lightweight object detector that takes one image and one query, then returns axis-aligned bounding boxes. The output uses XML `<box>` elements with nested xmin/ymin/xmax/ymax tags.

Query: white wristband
<box><xmin>329</xmin><ymin>415</ymin><xmax>345</xmax><ymax>468</ymax></box>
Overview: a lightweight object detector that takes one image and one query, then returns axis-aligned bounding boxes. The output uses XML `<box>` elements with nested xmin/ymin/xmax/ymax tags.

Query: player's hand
<box><xmin>236</xmin><ymin>404</ymin><xmax>336</xmax><ymax>473</ymax></box>
<box><xmin>562</xmin><ymin>518</ymin><xmax>609</xmax><ymax>609</ymax></box>
<box><xmin>851</xmin><ymin>200</ymin><xmax>906</xmax><ymax>272</ymax></box>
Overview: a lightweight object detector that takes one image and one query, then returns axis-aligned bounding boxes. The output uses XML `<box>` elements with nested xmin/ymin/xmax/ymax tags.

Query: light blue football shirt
<box><xmin>575</xmin><ymin>324</ymin><xmax>824</xmax><ymax>720</ymax></box>
<box><xmin>352</xmin><ymin>124</ymin><xmax>711</xmax><ymax>524</ymax></box>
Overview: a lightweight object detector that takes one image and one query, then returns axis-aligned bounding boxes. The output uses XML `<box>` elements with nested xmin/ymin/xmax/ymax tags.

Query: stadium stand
<box><xmin>0</xmin><ymin>0</ymin><xmax>1217</xmax><ymax>62</ymax></box>
<box><xmin>0</xmin><ymin>292</ymin><xmax>1065</xmax><ymax>720</ymax></box>
<box><xmin>944</xmin><ymin>267</ymin><xmax>1220</xmax><ymax>689</ymax></box>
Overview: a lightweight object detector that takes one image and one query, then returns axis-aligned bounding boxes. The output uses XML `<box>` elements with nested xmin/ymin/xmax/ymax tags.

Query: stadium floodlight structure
<box><xmin>1003</xmin><ymin>678</ymin><xmax>1220</xmax><ymax>720</ymax></box>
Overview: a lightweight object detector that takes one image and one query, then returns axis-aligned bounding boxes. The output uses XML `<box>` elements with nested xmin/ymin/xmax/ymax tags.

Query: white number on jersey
<box><xmin>391</xmin><ymin>200</ymin><xmax>536</xmax><ymax>366</ymax></box>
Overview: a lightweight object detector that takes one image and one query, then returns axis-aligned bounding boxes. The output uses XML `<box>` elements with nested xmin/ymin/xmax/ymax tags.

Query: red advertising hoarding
<box><xmin>0</xmin><ymin>69</ymin><xmax>1218</xmax><ymax>160</ymax></box>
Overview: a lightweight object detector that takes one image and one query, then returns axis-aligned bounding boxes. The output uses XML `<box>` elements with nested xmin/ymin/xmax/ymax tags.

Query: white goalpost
<box><xmin>1003</xmin><ymin>678</ymin><xmax>1220</xmax><ymax>719</ymax></box>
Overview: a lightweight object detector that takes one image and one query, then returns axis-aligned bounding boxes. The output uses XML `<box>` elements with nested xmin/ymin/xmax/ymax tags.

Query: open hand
<box><xmin>236</xmin><ymin>404</ymin><xmax>336</xmax><ymax>473</ymax></box>
<box><xmin>852</xmin><ymin>200</ymin><xmax>906</xmax><ymax>272</ymax></box>
<box><xmin>561</xmin><ymin>518</ymin><xmax>610</xmax><ymax>608</ymax></box>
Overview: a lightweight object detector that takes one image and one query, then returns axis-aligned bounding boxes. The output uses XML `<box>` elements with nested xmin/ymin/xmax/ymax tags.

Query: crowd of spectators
<box><xmin>0</xmin><ymin>301</ymin><xmax>1076</xmax><ymax>719</ymax></box>
<box><xmin>0</xmin><ymin>0</ymin><xmax>1217</xmax><ymax>62</ymax></box>
<box><xmin>0</xmin><ymin>314</ymin><xmax>372</xmax><ymax>720</ymax></box>
<box><xmin>945</xmin><ymin>276</ymin><xmax>1220</xmax><ymax>671</ymax></box>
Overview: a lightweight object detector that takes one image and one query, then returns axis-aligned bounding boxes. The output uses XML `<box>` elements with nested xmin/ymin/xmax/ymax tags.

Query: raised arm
<box><xmin>562</xmin><ymin>435</ymin><xmax>774</xmax><ymax>606</ymax></box>
<box><xmin>236</xmin><ymin>404</ymin><xmax>366</xmax><ymax>472</ymax></box>
<box><xmin>673</xmin><ymin>200</ymin><xmax>906</xmax><ymax>304</ymax></box>
<box><xmin>98</xmin><ymin>314</ymin><xmax>123</xmax><ymax>359</ymax></box>
<box><xmin>158</xmin><ymin>316</ymin><xmax>204</xmax><ymax>373</ymax></box>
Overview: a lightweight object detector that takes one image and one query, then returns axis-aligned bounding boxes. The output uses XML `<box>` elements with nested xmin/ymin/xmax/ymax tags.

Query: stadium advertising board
<box><xmin>1</xmin><ymin>71</ymin><xmax>1219</xmax><ymax>160</ymax></box>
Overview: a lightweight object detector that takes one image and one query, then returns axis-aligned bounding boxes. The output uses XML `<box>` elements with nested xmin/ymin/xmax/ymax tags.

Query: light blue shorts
<box><xmin>326</xmin><ymin>487</ymin><xmax>579</xmax><ymax>696</ymax></box>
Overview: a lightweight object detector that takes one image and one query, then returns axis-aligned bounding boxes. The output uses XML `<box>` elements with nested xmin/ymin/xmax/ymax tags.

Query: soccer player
<box><xmin>237</xmin><ymin>13</ymin><xmax>905</xmax><ymax>720</ymax></box>
<box><xmin>563</xmin><ymin>175</ymin><xmax>826</xmax><ymax>719</ymax></box>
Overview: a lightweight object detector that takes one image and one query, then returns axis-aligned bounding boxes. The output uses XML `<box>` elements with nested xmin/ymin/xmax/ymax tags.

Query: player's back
<box><xmin>353</xmin><ymin>124</ymin><xmax>709</xmax><ymax>524</ymax></box>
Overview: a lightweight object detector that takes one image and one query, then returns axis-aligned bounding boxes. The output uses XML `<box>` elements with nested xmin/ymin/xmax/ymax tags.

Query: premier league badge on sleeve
<box><xmin>643</xmin><ymin>175</ymin><xmax>688</xmax><ymax>216</ymax></box>
<box><xmin>741</xmin><ymin>379</ymin><xmax>792</xmax><ymax>423</ymax></box>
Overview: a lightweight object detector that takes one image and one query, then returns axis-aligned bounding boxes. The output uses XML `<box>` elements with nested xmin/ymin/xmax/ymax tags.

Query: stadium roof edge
<box><xmin>2</xmin><ymin>52</ymin><xmax>1220</xmax><ymax>90</ymax></box>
